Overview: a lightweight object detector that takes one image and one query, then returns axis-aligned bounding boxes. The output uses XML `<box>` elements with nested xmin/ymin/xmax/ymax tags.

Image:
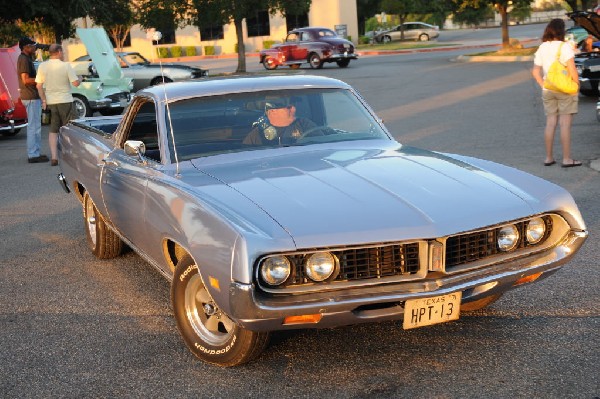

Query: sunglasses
<box><xmin>267</xmin><ymin>105</ymin><xmax>292</xmax><ymax>111</ymax></box>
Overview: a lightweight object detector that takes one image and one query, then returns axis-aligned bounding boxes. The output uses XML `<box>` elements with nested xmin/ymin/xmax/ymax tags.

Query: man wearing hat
<box><xmin>243</xmin><ymin>97</ymin><xmax>317</xmax><ymax>145</ymax></box>
<box><xmin>17</xmin><ymin>37</ymin><xmax>50</xmax><ymax>163</ymax></box>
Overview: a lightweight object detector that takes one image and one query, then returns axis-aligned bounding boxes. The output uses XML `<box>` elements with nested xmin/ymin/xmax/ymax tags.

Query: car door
<box><xmin>100</xmin><ymin>100</ymin><xmax>159</xmax><ymax>248</ymax></box>
<box><xmin>292</xmin><ymin>32</ymin><xmax>311</xmax><ymax>61</ymax></box>
<box><xmin>404</xmin><ymin>24</ymin><xmax>417</xmax><ymax>40</ymax></box>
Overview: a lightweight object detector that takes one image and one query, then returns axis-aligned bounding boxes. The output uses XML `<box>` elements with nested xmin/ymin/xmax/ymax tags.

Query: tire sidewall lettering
<box><xmin>194</xmin><ymin>333</ymin><xmax>237</xmax><ymax>355</ymax></box>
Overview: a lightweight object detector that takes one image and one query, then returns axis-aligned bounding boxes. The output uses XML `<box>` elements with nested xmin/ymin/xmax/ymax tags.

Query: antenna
<box><xmin>151</xmin><ymin>30</ymin><xmax>180</xmax><ymax>177</ymax></box>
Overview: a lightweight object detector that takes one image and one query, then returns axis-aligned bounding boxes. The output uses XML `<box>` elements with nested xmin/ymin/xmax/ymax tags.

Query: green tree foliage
<box><xmin>451</xmin><ymin>3</ymin><xmax>494</xmax><ymax>26</ymax></box>
<box><xmin>87</xmin><ymin>0</ymin><xmax>136</xmax><ymax>51</ymax></box>
<box><xmin>190</xmin><ymin>0</ymin><xmax>311</xmax><ymax>73</ymax></box>
<box><xmin>563</xmin><ymin>0</ymin><xmax>594</xmax><ymax>11</ymax></box>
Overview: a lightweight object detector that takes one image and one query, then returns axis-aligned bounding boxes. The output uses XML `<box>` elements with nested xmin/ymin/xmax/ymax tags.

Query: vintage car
<box><xmin>62</xmin><ymin>28</ymin><xmax>133</xmax><ymax>118</ymax></box>
<box><xmin>259</xmin><ymin>27</ymin><xmax>357</xmax><ymax>70</ymax></box>
<box><xmin>0</xmin><ymin>45</ymin><xmax>28</xmax><ymax>136</ymax></box>
<box><xmin>73</xmin><ymin>51</ymin><xmax>208</xmax><ymax>92</ymax></box>
<box><xmin>568</xmin><ymin>11</ymin><xmax>600</xmax><ymax>96</ymax></box>
<box><xmin>374</xmin><ymin>22</ymin><xmax>440</xmax><ymax>43</ymax></box>
<box><xmin>57</xmin><ymin>75</ymin><xmax>587</xmax><ymax>367</ymax></box>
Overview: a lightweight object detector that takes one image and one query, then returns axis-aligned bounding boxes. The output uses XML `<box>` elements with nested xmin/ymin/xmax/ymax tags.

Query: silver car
<box><xmin>57</xmin><ymin>75</ymin><xmax>587</xmax><ymax>367</ymax></box>
<box><xmin>375</xmin><ymin>22</ymin><xmax>440</xmax><ymax>43</ymax></box>
<box><xmin>74</xmin><ymin>51</ymin><xmax>208</xmax><ymax>92</ymax></box>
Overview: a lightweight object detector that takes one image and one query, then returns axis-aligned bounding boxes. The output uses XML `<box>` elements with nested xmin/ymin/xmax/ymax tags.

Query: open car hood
<box><xmin>568</xmin><ymin>11</ymin><xmax>600</xmax><ymax>39</ymax></box>
<box><xmin>76</xmin><ymin>28</ymin><xmax>125</xmax><ymax>85</ymax></box>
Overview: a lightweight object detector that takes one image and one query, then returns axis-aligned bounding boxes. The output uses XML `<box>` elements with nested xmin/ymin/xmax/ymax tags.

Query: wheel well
<box><xmin>151</xmin><ymin>76</ymin><xmax>173</xmax><ymax>86</ymax></box>
<box><xmin>72</xmin><ymin>180</ymin><xmax>86</xmax><ymax>203</ymax></box>
<box><xmin>164</xmin><ymin>240</ymin><xmax>189</xmax><ymax>272</ymax></box>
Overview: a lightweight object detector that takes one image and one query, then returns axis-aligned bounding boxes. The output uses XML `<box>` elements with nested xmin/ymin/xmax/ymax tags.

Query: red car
<box><xmin>0</xmin><ymin>45</ymin><xmax>28</xmax><ymax>136</ymax></box>
<box><xmin>260</xmin><ymin>27</ymin><xmax>358</xmax><ymax>70</ymax></box>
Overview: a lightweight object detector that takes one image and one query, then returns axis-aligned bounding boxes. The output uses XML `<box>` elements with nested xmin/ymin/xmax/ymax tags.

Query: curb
<box><xmin>154</xmin><ymin>39</ymin><xmax>540</xmax><ymax>63</ymax></box>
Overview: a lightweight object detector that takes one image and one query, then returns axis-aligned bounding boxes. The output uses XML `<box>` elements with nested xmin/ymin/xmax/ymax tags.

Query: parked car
<box><xmin>374</xmin><ymin>22</ymin><xmax>439</xmax><ymax>43</ymax></box>
<box><xmin>57</xmin><ymin>75</ymin><xmax>587</xmax><ymax>367</ymax></box>
<box><xmin>568</xmin><ymin>11</ymin><xmax>600</xmax><ymax>96</ymax></box>
<box><xmin>68</xmin><ymin>28</ymin><xmax>133</xmax><ymax>118</ymax></box>
<box><xmin>73</xmin><ymin>51</ymin><xmax>208</xmax><ymax>92</ymax></box>
<box><xmin>259</xmin><ymin>27</ymin><xmax>357</xmax><ymax>70</ymax></box>
<box><xmin>0</xmin><ymin>45</ymin><xmax>27</xmax><ymax>136</ymax></box>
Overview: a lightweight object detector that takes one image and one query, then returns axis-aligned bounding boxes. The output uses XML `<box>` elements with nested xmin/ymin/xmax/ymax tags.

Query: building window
<box><xmin>159</xmin><ymin>28</ymin><xmax>176</xmax><ymax>44</ymax></box>
<box><xmin>286</xmin><ymin>13</ymin><xmax>309</xmax><ymax>31</ymax></box>
<box><xmin>200</xmin><ymin>25</ymin><xmax>224</xmax><ymax>41</ymax></box>
<box><xmin>246</xmin><ymin>10</ymin><xmax>270</xmax><ymax>37</ymax></box>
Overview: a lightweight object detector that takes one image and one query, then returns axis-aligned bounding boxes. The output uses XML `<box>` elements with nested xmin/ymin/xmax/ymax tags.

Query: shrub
<box><xmin>157</xmin><ymin>47</ymin><xmax>170</xmax><ymax>58</ymax></box>
<box><xmin>170</xmin><ymin>46</ymin><xmax>182</xmax><ymax>58</ymax></box>
<box><xmin>185</xmin><ymin>46</ymin><xmax>197</xmax><ymax>56</ymax></box>
<box><xmin>204</xmin><ymin>45</ymin><xmax>215</xmax><ymax>56</ymax></box>
<box><xmin>262</xmin><ymin>40</ymin><xmax>276</xmax><ymax>50</ymax></box>
<box><xmin>358</xmin><ymin>36</ymin><xmax>370</xmax><ymax>45</ymax></box>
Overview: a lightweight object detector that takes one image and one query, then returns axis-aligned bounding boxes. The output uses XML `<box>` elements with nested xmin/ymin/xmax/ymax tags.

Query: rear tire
<box><xmin>171</xmin><ymin>255</ymin><xmax>270</xmax><ymax>367</ymax></box>
<box><xmin>150</xmin><ymin>76</ymin><xmax>173</xmax><ymax>86</ymax></box>
<box><xmin>83</xmin><ymin>192</ymin><xmax>124</xmax><ymax>259</ymax></box>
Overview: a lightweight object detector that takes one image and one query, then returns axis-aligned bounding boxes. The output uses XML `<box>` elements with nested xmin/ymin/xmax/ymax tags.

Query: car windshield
<box><xmin>165</xmin><ymin>88</ymin><xmax>390</xmax><ymax>162</ymax></box>
<box><xmin>122</xmin><ymin>53</ymin><xmax>149</xmax><ymax>65</ymax></box>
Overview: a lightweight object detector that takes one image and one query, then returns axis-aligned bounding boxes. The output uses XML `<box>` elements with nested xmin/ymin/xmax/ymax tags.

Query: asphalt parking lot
<box><xmin>1</xmin><ymin>32</ymin><xmax>598</xmax><ymax>398</ymax></box>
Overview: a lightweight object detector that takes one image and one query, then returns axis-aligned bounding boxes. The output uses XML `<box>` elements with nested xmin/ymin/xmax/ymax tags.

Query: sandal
<box><xmin>544</xmin><ymin>160</ymin><xmax>556</xmax><ymax>166</ymax></box>
<box><xmin>561</xmin><ymin>160</ymin><xmax>582</xmax><ymax>168</ymax></box>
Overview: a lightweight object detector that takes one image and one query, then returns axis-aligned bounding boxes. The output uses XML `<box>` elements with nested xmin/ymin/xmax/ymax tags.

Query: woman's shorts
<box><xmin>542</xmin><ymin>89</ymin><xmax>578</xmax><ymax>115</ymax></box>
<box><xmin>48</xmin><ymin>102</ymin><xmax>76</xmax><ymax>133</ymax></box>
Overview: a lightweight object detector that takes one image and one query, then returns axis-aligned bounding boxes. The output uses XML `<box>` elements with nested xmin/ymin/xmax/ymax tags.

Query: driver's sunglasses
<box><xmin>268</xmin><ymin>105</ymin><xmax>292</xmax><ymax>111</ymax></box>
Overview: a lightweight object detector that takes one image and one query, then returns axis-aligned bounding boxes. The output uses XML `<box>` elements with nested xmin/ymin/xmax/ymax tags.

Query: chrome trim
<box><xmin>57</xmin><ymin>173</ymin><xmax>71</xmax><ymax>194</ymax></box>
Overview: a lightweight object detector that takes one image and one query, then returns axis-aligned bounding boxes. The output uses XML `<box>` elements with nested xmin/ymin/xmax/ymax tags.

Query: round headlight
<box><xmin>305</xmin><ymin>252</ymin><xmax>336</xmax><ymax>282</ymax></box>
<box><xmin>96</xmin><ymin>83</ymin><xmax>104</xmax><ymax>94</ymax></box>
<box><xmin>497</xmin><ymin>225</ymin><xmax>519</xmax><ymax>252</ymax></box>
<box><xmin>260</xmin><ymin>256</ymin><xmax>291</xmax><ymax>286</ymax></box>
<box><xmin>526</xmin><ymin>217</ymin><xmax>546</xmax><ymax>244</ymax></box>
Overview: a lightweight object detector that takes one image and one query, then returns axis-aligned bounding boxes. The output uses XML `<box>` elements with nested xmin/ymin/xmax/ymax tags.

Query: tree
<box><xmin>379</xmin><ymin>0</ymin><xmax>425</xmax><ymax>39</ymax></box>
<box><xmin>88</xmin><ymin>0</ymin><xmax>136</xmax><ymax>51</ymax></box>
<box><xmin>191</xmin><ymin>0</ymin><xmax>311</xmax><ymax>73</ymax></box>
<box><xmin>451</xmin><ymin>0</ymin><xmax>531</xmax><ymax>48</ymax></box>
<box><xmin>563</xmin><ymin>0</ymin><xmax>595</xmax><ymax>11</ymax></box>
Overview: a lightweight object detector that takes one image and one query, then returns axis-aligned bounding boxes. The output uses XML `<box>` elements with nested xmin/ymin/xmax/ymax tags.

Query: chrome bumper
<box><xmin>228</xmin><ymin>230</ymin><xmax>587</xmax><ymax>332</ymax></box>
<box><xmin>0</xmin><ymin>120</ymin><xmax>28</xmax><ymax>132</ymax></box>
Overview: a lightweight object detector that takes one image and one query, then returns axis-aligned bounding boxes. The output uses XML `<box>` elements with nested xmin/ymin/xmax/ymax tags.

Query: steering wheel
<box><xmin>296</xmin><ymin>125</ymin><xmax>335</xmax><ymax>142</ymax></box>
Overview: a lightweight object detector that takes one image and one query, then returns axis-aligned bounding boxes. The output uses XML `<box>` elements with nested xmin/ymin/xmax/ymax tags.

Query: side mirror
<box><xmin>124</xmin><ymin>140</ymin><xmax>147</xmax><ymax>164</ymax></box>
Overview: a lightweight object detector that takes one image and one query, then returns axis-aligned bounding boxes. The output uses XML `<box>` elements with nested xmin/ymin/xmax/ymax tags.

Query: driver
<box><xmin>243</xmin><ymin>97</ymin><xmax>316</xmax><ymax>145</ymax></box>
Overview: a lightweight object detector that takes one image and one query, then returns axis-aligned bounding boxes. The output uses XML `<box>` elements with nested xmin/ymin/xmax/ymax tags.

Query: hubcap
<box><xmin>185</xmin><ymin>273</ymin><xmax>235</xmax><ymax>346</ymax></box>
<box><xmin>85</xmin><ymin>198</ymin><xmax>97</xmax><ymax>245</ymax></box>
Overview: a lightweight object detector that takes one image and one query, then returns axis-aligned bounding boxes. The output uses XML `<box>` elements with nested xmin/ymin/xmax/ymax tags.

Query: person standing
<box><xmin>531</xmin><ymin>19</ymin><xmax>582</xmax><ymax>168</ymax></box>
<box><xmin>17</xmin><ymin>37</ymin><xmax>49</xmax><ymax>163</ymax></box>
<box><xmin>35</xmin><ymin>44</ymin><xmax>80</xmax><ymax>166</ymax></box>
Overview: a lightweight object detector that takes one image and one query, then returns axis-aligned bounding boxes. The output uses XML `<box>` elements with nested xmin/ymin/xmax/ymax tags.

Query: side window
<box><xmin>287</xmin><ymin>33</ymin><xmax>299</xmax><ymax>42</ymax></box>
<box><xmin>126</xmin><ymin>101</ymin><xmax>161</xmax><ymax>162</ymax></box>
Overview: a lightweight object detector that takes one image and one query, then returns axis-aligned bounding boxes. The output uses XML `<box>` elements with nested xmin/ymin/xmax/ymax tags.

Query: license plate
<box><xmin>403</xmin><ymin>292</ymin><xmax>461</xmax><ymax>329</ymax></box>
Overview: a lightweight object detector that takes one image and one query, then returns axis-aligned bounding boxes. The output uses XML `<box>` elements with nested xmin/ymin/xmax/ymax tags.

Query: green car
<box><xmin>70</xmin><ymin>28</ymin><xmax>133</xmax><ymax>118</ymax></box>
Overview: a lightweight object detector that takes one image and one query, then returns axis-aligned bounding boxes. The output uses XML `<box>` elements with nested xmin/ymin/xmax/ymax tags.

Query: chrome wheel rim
<box><xmin>185</xmin><ymin>273</ymin><xmax>235</xmax><ymax>346</ymax></box>
<box><xmin>74</xmin><ymin>99</ymin><xmax>85</xmax><ymax>118</ymax></box>
<box><xmin>85</xmin><ymin>198</ymin><xmax>97</xmax><ymax>246</ymax></box>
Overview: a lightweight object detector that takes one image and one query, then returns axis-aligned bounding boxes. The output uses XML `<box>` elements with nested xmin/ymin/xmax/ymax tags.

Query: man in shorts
<box><xmin>35</xmin><ymin>44</ymin><xmax>80</xmax><ymax>166</ymax></box>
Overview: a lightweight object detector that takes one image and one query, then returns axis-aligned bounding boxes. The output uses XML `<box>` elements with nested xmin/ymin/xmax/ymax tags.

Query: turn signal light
<box><xmin>283</xmin><ymin>314</ymin><xmax>322</xmax><ymax>325</ymax></box>
<box><xmin>514</xmin><ymin>272</ymin><xmax>543</xmax><ymax>286</ymax></box>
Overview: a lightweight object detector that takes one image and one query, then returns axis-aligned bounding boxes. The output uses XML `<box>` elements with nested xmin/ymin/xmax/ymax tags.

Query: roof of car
<box><xmin>139</xmin><ymin>75</ymin><xmax>351</xmax><ymax>102</ymax></box>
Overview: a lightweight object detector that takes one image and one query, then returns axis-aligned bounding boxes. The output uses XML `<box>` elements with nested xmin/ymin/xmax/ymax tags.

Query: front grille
<box><xmin>191</xmin><ymin>70</ymin><xmax>207</xmax><ymax>78</ymax></box>
<box><xmin>105</xmin><ymin>92</ymin><xmax>130</xmax><ymax>102</ymax></box>
<box><xmin>445</xmin><ymin>217</ymin><xmax>552</xmax><ymax>271</ymax></box>
<box><xmin>280</xmin><ymin>243</ymin><xmax>420</xmax><ymax>286</ymax></box>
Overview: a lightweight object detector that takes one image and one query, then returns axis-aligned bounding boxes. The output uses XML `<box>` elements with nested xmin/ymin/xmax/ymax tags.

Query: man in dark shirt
<box><xmin>17</xmin><ymin>37</ymin><xmax>48</xmax><ymax>163</ymax></box>
<box><xmin>243</xmin><ymin>98</ymin><xmax>317</xmax><ymax>146</ymax></box>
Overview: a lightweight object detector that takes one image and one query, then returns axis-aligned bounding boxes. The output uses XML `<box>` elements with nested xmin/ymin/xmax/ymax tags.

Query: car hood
<box><xmin>76</xmin><ymin>28</ymin><xmax>126</xmax><ymax>85</ymax></box>
<box><xmin>568</xmin><ymin>11</ymin><xmax>600</xmax><ymax>39</ymax></box>
<box><xmin>139</xmin><ymin>63</ymin><xmax>204</xmax><ymax>72</ymax></box>
<box><xmin>189</xmin><ymin>143</ymin><xmax>553</xmax><ymax>249</ymax></box>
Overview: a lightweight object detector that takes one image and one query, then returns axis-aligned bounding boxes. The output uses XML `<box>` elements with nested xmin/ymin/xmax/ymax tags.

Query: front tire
<box><xmin>171</xmin><ymin>255</ymin><xmax>270</xmax><ymax>367</ymax></box>
<box><xmin>262</xmin><ymin>56</ymin><xmax>278</xmax><ymax>70</ymax></box>
<box><xmin>418</xmin><ymin>34</ymin><xmax>430</xmax><ymax>41</ymax></box>
<box><xmin>308</xmin><ymin>53</ymin><xmax>323</xmax><ymax>69</ymax></box>
<box><xmin>336</xmin><ymin>59</ymin><xmax>350</xmax><ymax>68</ymax></box>
<box><xmin>73</xmin><ymin>95</ymin><xmax>92</xmax><ymax>118</ymax></box>
<box><xmin>150</xmin><ymin>76</ymin><xmax>173</xmax><ymax>86</ymax></box>
<box><xmin>83</xmin><ymin>192</ymin><xmax>124</xmax><ymax>259</ymax></box>
<box><xmin>461</xmin><ymin>293</ymin><xmax>502</xmax><ymax>312</ymax></box>
<box><xmin>382</xmin><ymin>35</ymin><xmax>392</xmax><ymax>44</ymax></box>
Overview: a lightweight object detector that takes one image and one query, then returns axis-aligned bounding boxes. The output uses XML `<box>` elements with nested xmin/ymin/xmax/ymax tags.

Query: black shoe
<box><xmin>50</xmin><ymin>159</ymin><xmax>59</xmax><ymax>166</ymax></box>
<box><xmin>28</xmin><ymin>155</ymin><xmax>49</xmax><ymax>163</ymax></box>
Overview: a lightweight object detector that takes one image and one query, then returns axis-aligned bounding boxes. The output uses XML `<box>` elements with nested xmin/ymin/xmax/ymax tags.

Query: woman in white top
<box><xmin>532</xmin><ymin>18</ymin><xmax>581</xmax><ymax>168</ymax></box>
